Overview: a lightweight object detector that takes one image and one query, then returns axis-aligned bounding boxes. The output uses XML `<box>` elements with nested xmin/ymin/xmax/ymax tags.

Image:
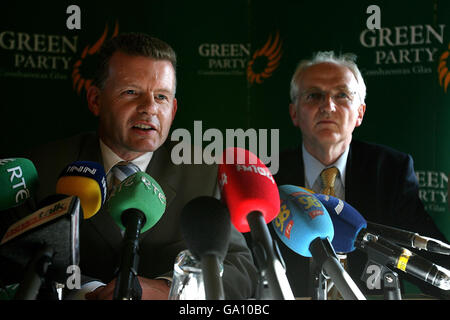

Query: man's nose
<box><xmin>138</xmin><ymin>92</ymin><xmax>158</xmax><ymax>114</ymax></box>
<box><xmin>319</xmin><ymin>93</ymin><xmax>337</xmax><ymax>113</ymax></box>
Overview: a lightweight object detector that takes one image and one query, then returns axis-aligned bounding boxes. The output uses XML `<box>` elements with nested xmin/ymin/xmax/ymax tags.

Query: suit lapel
<box><xmin>78</xmin><ymin>134</ymin><xmax>123</xmax><ymax>255</ymax></box>
<box><xmin>145</xmin><ymin>143</ymin><xmax>177</xmax><ymax>209</ymax></box>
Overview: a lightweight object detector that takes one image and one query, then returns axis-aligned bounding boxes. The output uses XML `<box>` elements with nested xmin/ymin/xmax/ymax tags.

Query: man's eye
<box><xmin>334</xmin><ymin>92</ymin><xmax>353</xmax><ymax>102</ymax></box>
<box><xmin>124</xmin><ymin>89</ymin><xmax>137</xmax><ymax>95</ymax></box>
<box><xmin>336</xmin><ymin>92</ymin><xmax>350</xmax><ymax>99</ymax></box>
<box><xmin>155</xmin><ymin>94</ymin><xmax>168</xmax><ymax>101</ymax></box>
<box><xmin>306</xmin><ymin>92</ymin><xmax>323</xmax><ymax>101</ymax></box>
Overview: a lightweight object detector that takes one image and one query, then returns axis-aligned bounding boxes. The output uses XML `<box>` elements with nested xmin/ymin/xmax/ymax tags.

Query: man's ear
<box><xmin>171</xmin><ymin>98</ymin><xmax>178</xmax><ymax>121</ymax></box>
<box><xmin>86</xmin><ymin>85</ymin><xmax>101</xmax><ymax>116</ymax></box>
<box><xmin>355</xmin><ymin>103</ymin><xmax>366</xmax><ymax>127</ymax></box>
<box><xmin>289</xmin><ymin>103</ymin><xmax>299</xmax><ymax>127</ymax></box>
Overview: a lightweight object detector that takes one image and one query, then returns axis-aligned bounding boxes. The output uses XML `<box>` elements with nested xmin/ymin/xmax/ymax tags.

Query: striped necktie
<box><xmin>108</xmin><ymin>161</ymin><xmax>141</xmax><ymax>195</ymax></box>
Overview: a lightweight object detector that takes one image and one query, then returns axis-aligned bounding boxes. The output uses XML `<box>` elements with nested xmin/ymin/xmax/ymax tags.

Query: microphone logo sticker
<box><xmin>235</xmin><ymin>164</ymin><xmax>275</xmax><ymax>184</ymax></box>
<box><xmin>274</xmin><ymin>202</ymin><xmax>294</xmax><ymax>239</ymax></box>
<box><xmin>66</xmin><ymin>165</ymin><xmax>97</xmax><ymax>176</ymax></box>
<box><xmin>295</xmin><ymin>192</ymin><xmax>324</xmax><ymax>220</ymax></box>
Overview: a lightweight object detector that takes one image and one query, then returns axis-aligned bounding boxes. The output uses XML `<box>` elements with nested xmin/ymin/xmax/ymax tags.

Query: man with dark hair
<box><xmin>25</xmin><ymin>33</ymin><xmax>258</xmax><ymax>300</ymax></box>
<box><xmin>273</xmin><ymin>51</ymin><xmax>450</xmax><ymax>299</ymax></box>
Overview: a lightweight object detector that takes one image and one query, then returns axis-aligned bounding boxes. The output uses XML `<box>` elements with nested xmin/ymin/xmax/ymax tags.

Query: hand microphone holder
<box><xmin>113</xmin><ymin>209</ymin><xmax>145</xmax><ymax>300</ymax></box>
<box><xmin>357</xmin><ymin>233</ymin><xmax>402</xmax><ymax>300</ymax></box>
<box><xmin>14</xmin><ymin>243</ymin><xmax>54</xmax><ymax>300</ymax></box>
<box><xmin>309</xmin><ymin>259</ymin><xmax>327</xmax><ymax>300</ymax></box>
<box><xmin>247</xmin><ymin>211</ymin><xmax>295</xmax><ymax>300</ymax></box>
<box><xmin>201</xmin><ymin>254</ymin><xmax>225</xmax><ymax>300</ymax></box>
<box><xmin>309</xmin><ymin>237</ymin><xmax>366</xmax><ymax>300</ymax></box>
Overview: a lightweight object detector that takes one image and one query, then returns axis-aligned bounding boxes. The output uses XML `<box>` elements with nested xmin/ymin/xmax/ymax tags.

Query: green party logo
<box><xmin>438</xmin><ymin>42</ymin><xmax>450</xmax><ymax>93</ymax></box>
<box><xmin>72</xmin><ymin>21</ymin><xmax>119</xmax><ymax>95</ymax></box>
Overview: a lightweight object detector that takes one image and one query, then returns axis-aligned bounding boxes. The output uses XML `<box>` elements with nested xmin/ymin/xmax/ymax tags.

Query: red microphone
<box><xmin>218</xmin><ymin>147</ymin><xmax>294</xmax><ymax>300</ymax></box>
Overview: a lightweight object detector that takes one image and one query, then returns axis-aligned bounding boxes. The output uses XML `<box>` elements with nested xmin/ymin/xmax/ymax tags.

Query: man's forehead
<box><xmin>298</xmin><ymin>62</ymin><xmax>358</xmax><ymax>89</ymax></box>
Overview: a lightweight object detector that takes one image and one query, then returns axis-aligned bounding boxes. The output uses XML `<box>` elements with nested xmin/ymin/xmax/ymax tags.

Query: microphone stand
<box><xmin>247</xmin><ymin>211</ymin><xmax>295</xmax><ymax>300</ymax></box>
<box><xmin>359</xmin><ymin>236</ymin><xmax>403</xmax><ymax>300</ymax></box>
<box><xmin>113</xmin><ymin>209</ymin><xmax>145</xmax><ymax>300</ymax></box>
<box><xmin>309</xmin><ymin>237</ymin><xmax>366</xmax><ymax>300</ymax></box>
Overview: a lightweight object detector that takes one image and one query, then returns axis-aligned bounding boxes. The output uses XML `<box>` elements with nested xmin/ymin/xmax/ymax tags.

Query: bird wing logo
<box><xmin>247</xmin><ymin>31</ymin><xmax>283</xmax><ymax>85</ymax></box>
<box><xmin>438</xmin><ymin>42</ymin><xmax>450</xmax><ymax>93</ymax></box>
<box><xmin>72</xmin><ymin>21</ymin><xmax>119</xmax><ymax>95</ymax></box>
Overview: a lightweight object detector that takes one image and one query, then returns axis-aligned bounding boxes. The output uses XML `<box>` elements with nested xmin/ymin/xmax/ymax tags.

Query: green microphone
<box><xmin>0</xmin><ymin>158</ymin><xmax>38</xmax><ymax>211</ymax></box>
<box><xmin>106</xmin><ymin>171</ymin><xmax>166</xmax><ymax>300</ymax></box>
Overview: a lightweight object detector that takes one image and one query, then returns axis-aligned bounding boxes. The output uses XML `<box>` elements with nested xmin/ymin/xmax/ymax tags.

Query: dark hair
<box><xmin>92</xmin><ymin>33</ymin><xmax>177</xmax><ymax>91</ymax></box>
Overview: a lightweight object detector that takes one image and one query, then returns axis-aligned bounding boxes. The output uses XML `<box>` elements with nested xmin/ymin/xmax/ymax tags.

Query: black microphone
<box><xmin>367</xmin><ymin>222</ymin><xmax>450</xmax><ymax>255</ymax></box>
<box><xmin>0</xmin><ymin>195</ymin><xmax>82</xmax><ymax>299</ymax></box>
<box><xmin>180</xmin><ymin>196</ymin><xmax>231</xmax><ymax>300</ymax></box>
<box><xmin>316</xmin><ymin>194</ymin><xmax>450</xmax><ymax>291</ymax></box>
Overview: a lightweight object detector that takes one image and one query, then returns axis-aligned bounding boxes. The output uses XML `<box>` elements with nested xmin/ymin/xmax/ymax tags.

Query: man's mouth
<box><xmin>133</xmin><ymin>123</ymin><xmax>156</xmax><ymax>131</ymax></box>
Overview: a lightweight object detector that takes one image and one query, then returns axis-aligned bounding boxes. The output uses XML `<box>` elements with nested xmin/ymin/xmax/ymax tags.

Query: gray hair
<box><xmin>290</xmin><ymin>51</ymin><xmax>366</xmax><ymax>104</ymax></box>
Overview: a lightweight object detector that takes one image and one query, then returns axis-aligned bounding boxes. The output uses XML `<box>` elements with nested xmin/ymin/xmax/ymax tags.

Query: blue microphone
<box><xmin>313</xmin><ymin>194</ymin><xmax>366</xmax><ymax>253</ymax></box>
<box><xmin>272</xmin><ymin>185</ymin><xmax>366</xmax><ymax>300</ymax></box>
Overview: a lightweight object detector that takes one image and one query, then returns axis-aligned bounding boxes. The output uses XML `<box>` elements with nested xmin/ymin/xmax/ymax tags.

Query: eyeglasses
<box><xmin>297</xmin><ymin>89</ymin><xmax>358</xmax><ymax>106</ymax></box>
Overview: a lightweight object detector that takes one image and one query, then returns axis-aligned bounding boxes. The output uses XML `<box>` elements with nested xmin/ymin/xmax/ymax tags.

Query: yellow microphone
<box><xmin>56</xmin><ymin>161</ymin><xmax>107</xmax><ymax>219</ymax></box>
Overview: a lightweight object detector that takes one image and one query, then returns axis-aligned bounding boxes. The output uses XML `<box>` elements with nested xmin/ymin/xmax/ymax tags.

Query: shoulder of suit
<box><xmin>158</xmin><ymin>139</ymin><xmax>218</xmax><ymax>173</ymax></box>
<box><xmin>351</xmin><ymin>139</ymin><xmax>411</xmax><ymax>163</ymax></box>
<box><xmin>26</xmin><ymin>132</ymin><xmax>97</xmax><ymax>155</ymax></box>
<box><xmin>24</xmin><ymin>131</ymin><xmax>98</xmax><ymax>170</ymax></box>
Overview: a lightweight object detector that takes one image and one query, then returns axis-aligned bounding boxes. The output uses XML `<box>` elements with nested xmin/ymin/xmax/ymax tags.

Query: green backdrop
<box><xmin>1</xmin><ymin>0</ymin><xmax>449</xmax><ymax>294</ymax></box>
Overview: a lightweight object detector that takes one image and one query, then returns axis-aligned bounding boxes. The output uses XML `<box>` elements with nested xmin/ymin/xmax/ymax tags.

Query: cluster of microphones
<box><xmin>1</xmin><ymin>148</ymin><xmax>450</xmax><ymax>300</ymax></box>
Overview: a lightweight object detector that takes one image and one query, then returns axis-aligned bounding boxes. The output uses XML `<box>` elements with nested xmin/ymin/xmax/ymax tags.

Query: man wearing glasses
<box><xmin>272</xmin><ymin>51</ymin><xmax>449</xmax><ymax>299</ymax></box>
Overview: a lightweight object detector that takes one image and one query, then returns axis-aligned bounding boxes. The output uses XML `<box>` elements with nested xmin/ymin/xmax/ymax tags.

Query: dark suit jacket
<box><xmin>271</xmin><ymin>139</ymin><xmax>450</xmax><ymax>298</ymax></box>
<box><xmin>25</xmin><ymin>132</ymin><xmax>258</xmax><ymax>299</ymax></box>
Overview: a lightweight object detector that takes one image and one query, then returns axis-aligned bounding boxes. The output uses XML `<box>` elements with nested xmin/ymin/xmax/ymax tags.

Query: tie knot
<box><xmin>108</xmin><ymin>161</ymin><xmax>141</xmax><ymax>194</ymax></box>
<box><xmin>320</xmin><ymin>166</ymin><xmax>338</xmax><ymax>196</ymax></box>
<box><xmin>111</xmin><ymin>161</ymin><xmax>141</xmax><ymax>182</ymax></box>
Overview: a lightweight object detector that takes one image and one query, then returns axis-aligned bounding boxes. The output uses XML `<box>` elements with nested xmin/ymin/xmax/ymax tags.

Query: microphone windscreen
<box><xmin>272</xmin><ymin>185</ymin><xmax>334</xmax><ymax>257</ymax></box>
<box><xmin>0</xmin><ymin>196</ymin><xmax>81</xmax><ymax>283</ymax></box>
<box><xmin>217</xmin><ymin>147</ymin><xmax>279</xmax><ymax>233</ymax></box>
<box><xmin>106</xmin><ymin>172</ymin><xmax>166</xmax><ymax>233</ymax></box>
<box><xmin>56</xmin><ymin>161</ymin><xmax>107</xmax><ymax>219</ymax></box>
<box><xmin>180</xmin><ymin>196</ymin><xmax>231</xmax><ymax>261</ymax></box>
<box><xmin>314</xmin><ymin>194</ymin><xmax>367</xmax><ymax>253</ymax></box>
<box><xmin>0</xmin><ymin>158</ymin><xmax>38</xmax><ymax>211</ymax></box>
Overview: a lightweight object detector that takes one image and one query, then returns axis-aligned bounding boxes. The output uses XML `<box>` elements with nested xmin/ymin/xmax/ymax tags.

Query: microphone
<box><xmin>0</xmin><ymin>195</ymin><xmax>82</xmax><ymax>299</ymax></box>
<box><xmin>0</xmin><ymin>158</ymin><xmax>38</xmax><ymax>211</ymax></box>
<box><xmin>218</xmin><ymin>147</ymin><xmax>294</xmax><ymax>300</ymax></box>
<box><xmin>366</xmin><ymin>221</ymin><xmax>450</xmax><ymax>256</ymax></box>
<box><xmin>0</xmin><ymin>158</ymin><xmax>39</xmax><ymax>236</ymax></box>
<box><xmin>180</xmin><ymin>196</ymin><xmax>231</xmax><ymax>300</ymax></box>
<box><xmin>56</xmin><ymin>161</ymin><xmax>107</xmax><ymax>219</ymax></box>
<box><xmin>273</xmin><ymin>185</ymin><xmax>366</xmax><ymax>300</ymax></box>
<box><xmin>315</xmin><ymin>194</ymin><xmax>450</xmax><ymax>291</ymax></box>
<box><xmin>106</xmin><ymin>171</ymin><xmax>166</xmax><ymax>300</ymax></box>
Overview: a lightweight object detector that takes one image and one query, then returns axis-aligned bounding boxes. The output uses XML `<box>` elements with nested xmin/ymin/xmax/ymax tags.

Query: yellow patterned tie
<box><xmin>320</xmin><ymin>167</ymin><xmax>338</xmax><ymax>197</ymax></box>
<box><xmin>319</xmin><ymin>167</ymin><xmax>346</xmax><ymax>300</ymax></box>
